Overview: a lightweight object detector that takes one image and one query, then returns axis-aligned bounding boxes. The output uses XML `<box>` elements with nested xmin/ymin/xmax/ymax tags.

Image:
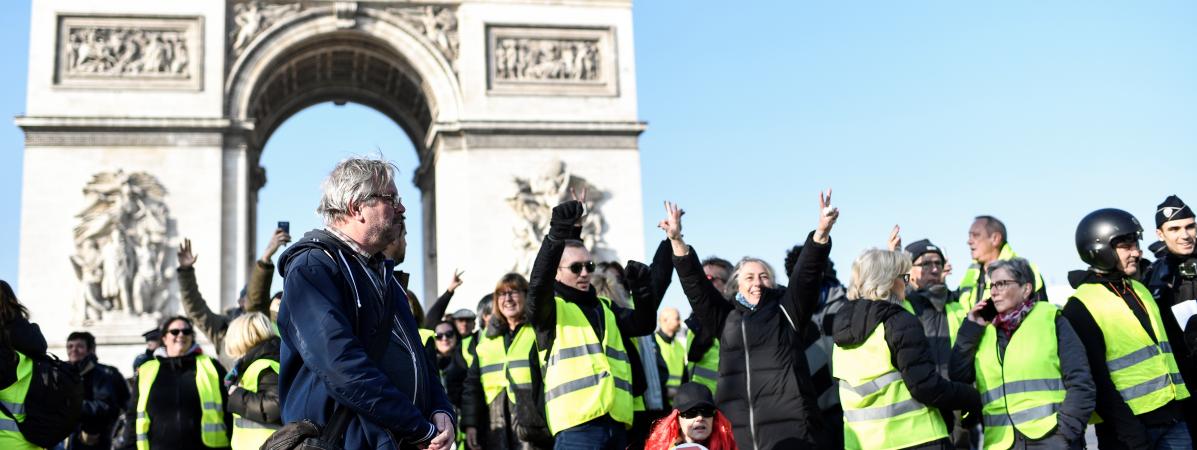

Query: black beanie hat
<box><xmin>1156</xmin><ymin>195</ymin><xmax>1195</xmax><ymax>229</ymax></box>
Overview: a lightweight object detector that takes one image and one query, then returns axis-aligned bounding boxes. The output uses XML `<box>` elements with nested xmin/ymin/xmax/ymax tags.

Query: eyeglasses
<box><xmin>913</xmin><ymin>260</ymin><xmax>944</xmax><ymax>269</ymax></box>
<box><xmin>435</xmin><ymin>333</ymin><xmax>455</xmax><ymax>341</ymax></box>
<box><xmin>989</xmin><ymin>280</ymin><xmax>1022</xmax><ymax>292</ymax></box>
<box><xmin>706</xmin><ymin>274</ymin><xmax>727</xmax><ymax>283</ymax></box>
<box><xmin>679</xmin><ymin>407</ymin><xmax>716</xmax><ymax>419</ymax></box>
<box><xmin>896</xmin><ymin>273</ymin><xmax>911</xmax><ymax>283</ymax></box>
<box><xmin>561</xmin><ymin>261</ymin><xmax>596</xmax><ymax>275</ymax></box>
<box><xmin>496</xmin><ymin>290</ymin><xmax>522</xmax><ymax>298</ymax></box>
<box><xmin>167</xmin><ymin>328</ymin><xmax>194</xmax><ymax>336</ymax></box>
<box><xmin>370</xmin><ymin>193</ymin><xmax>401</xmax><ymax>207</ymax></box>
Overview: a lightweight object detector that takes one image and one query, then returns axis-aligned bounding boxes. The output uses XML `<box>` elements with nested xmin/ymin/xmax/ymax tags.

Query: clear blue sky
<box><xmin>3</xmin><ymin>1</ymin><xmax>1197</xmax><ymax>317</ymax></box>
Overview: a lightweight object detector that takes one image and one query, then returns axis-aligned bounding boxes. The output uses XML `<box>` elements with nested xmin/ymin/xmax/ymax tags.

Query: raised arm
<box><xmin>424</xmin><ymin>269</ymin><xmax>463</xmax><ymax>328</ymax></box>
<box><xmin>616</xmin><ymin>260</ymin><xmax>660</xmax><ymax>337</ymax></box>
<box><xmin>648</xmin><ymin>238</ymin><xmax>674</xmax><ymax>301</ymax></box>
<box><xmin>176</xmin><ymin>238</ymin><xmax>230</xmax><ymax>346</ymax></box>
<box><xmin>780</xmin><ymin>189</ymin><xmax>839</xmax><ymax>328</ymax></box>
<box><xmin>247</xmin><ymin>228</ymin><xmax>291</xmax><ymax>315</ymax></box>
<box><xmin>661</xmin><ymin>201</ymin><xmax>731</xmax><ymax>340</ymax></box>
<box><xmin>527</xmin><ymin>198</ymin><xmax>586</xmax><ymax>349</ymax></box>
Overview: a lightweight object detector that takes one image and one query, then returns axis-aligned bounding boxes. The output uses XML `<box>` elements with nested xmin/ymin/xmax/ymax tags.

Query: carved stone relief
<box><xmin>488</xmin><ymin>26</ymin><xmax>616</xmax><ymax>96</ymax></box>
<box><xmin>228</xmin><ymin>1</ymin><xmax>306</xmax><ymax>60</ymax></box>
<box><xmin>57</xmin><ymin>15</ymin><xmax>202</xmax><ymax>90</ymax></box>
<box><xmin>507</xmin><ymin>159</ymin><xmax>610</xmax><ymax>275</ymax></box>
<box><xmin>386</xmin><ymin>5</ymin><xmax>459</xmax><ymax>66</ymax></box>
<box><xmin>71</xmin><ymin>171</ymin><xmax>175</xmax><ymax>325</ymax></box>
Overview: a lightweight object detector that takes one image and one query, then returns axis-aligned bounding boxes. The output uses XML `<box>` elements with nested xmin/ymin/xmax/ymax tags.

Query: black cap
<box><xmin>1156</xmin><ymin>195</ymin><xmax>1195</xmax><ymax>229</ymax></box>
<box><xmin>905</xmin><ymin>239</ymin><xmax>944</xmax><ymax>262</ymax></box>
<box><xmin>142</xmin><ymin>328</ymin><xmax>162</xmax><ymax>341</ymax></box>
<box><xmin>673</xmin><ymin>382</ymin><xmax>715</xmax><ymax>413</ymax></box>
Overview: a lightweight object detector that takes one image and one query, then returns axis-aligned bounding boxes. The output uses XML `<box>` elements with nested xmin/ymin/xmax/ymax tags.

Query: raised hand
<box><xmin>967</xmin><ymin>299</ymin><xmax>992</xmax><ymax>326</ymax></box>
<box><xmin>624</xmin><ymin>260</ymin><xmax>651</xmax><ymax>284</ymax></box>
<box><xmin>447</xmin><ymin>269</ymin><xmax>465</xmax><ymax>293</ymax></box>
<box><xmin>550</xmin><ymin>198</ymin><xmax>585</xmax><ymax>229</ymax></box>
<box><xmin>262</xmin><ymin>228</ymin><xmax>292</xmax><ymax>262</ymax></box>
<box><xmin>177</xmin><ymin>238</ymin><xmax>197</xmax><ymax>268</ymax></box>
<box><xmin>658</xmin><ymin>201</ymin><xmax>685</xmax><ymax>240</ymax></box>
<box><xmin>888</xmin><ymin>225</ymin><xmax>902</xmax><ymax>251</ymax></box>
<box><xmin>569</xmin><ymin>187</ymin><xmax>588</xmax><ymax>226</ymax></box>
<box><xmin>814</xmin><ymin>189</ymin><xmax>839</xmax><ymax>244</ymax></box>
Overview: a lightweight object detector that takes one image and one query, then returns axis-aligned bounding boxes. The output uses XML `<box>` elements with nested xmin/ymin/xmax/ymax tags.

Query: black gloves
<box><xmin>624</xmin><ymin>260</ymin><xmax>651</xmax><ymax>285</ymax></box>
<box><xmin>549</xmin><ymin>200</ymin><xmax>584</xmax><ymax>239</ymax></box>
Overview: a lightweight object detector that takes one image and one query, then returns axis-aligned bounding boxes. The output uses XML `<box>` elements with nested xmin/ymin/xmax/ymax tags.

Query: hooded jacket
<box><xmin>226</xmin><ymin>336</ymin><xmax>282</xmax><ymax>426</ymax></box>
<box><xmin>276</xmin><ymin>229</ymin><xmax>455</xmax><ymax>449</ymax></box>
<box><xmin>832</xmin><ymin>298</ymin><xmax>981</xmax><ymax>437</ymax></box>
<box><xmin>675</xmin><ymin>232</ymin><xmax>831</xmax><ymax>450</ymax></box>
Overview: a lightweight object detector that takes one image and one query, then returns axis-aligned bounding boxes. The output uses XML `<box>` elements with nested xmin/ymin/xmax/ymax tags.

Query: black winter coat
<box><xmin>121</xmin><ymin>348</ymin><xmax>232</xmax><ymax>450</ymax></box>
<box><xmin>831</xmin><ymin>298</ymin><xmax>981</xmax><ymax>443</ymax></box>
<box><xmin>68</xmin><ymin>354</ymin><xmax>131</xmax><ymax>450</ymax></box>
<box><xmin>226</xmin><ymin>337</ymin><xmax>282</xmax><ymax>426</ymax></box>
<box><xmin>0</xmin><ymin>317</ymin><xmax>46</xmax><ymax>390</ymax></box>
<box><xmin>677</xmin><ymin>232</ymin><xmax>831</xmax><ymax>450</ymax></box>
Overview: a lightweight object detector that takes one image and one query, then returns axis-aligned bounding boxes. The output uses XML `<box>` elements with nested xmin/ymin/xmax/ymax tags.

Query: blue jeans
<box><xmin>553</xmin><ymin>416</ymin><xmax>628</xmax><ymax>450</ymax></box>
<box><xmin>1147</xmin><ymin>421</ymin><xmax>1192</xmax><ymax>450</ymax></box>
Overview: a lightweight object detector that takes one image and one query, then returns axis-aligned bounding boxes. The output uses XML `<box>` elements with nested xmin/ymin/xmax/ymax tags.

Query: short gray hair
<box><xmin>847</xmin><ymin>249</ymin><xmax>912</xmax><ymax>302</ymax></box>
<box><xmin>987</xmin><ymin>258</ymin><xmax>1034</xmax><ymax>287</ymax></box>
<box><xmin>725</xmin><ymin>257</ymin><xmax>777</xmax><ymax>298</ymax></box>
<box><xmin>317</xmin><ymin>157</ymin><xmax>399</xmax><ymax>224</ymax></box>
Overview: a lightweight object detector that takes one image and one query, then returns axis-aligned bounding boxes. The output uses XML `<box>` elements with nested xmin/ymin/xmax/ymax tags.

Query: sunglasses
<box><xmin>167</xmin><ymin>328</ymin><xmax>194</xmax><ymax>337</ymax></box>
<box><xmin>679</xmin><ymin>407</ymin><xmax>716</xmax><ymax>419</ymax></box>
<box><xmin>561</xmin><ymin>261</ymin><xmax>596</xmax><ymax>275</ymax></box>
<box><xmin>435</xmin><ymin>333</ymin><xmax>455</xmax><ymax>341</ymax></box>
<box><xmin>705</xmin><ymin>274</ymin><xmax>727</xmax><ymax>283</ymax></box>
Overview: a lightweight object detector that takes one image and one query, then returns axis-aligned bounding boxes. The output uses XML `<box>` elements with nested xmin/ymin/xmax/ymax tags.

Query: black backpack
<box><xmin>0</xmin><ymin>353</ymin><xmax>84</xmax><ymax>448</ymax></box>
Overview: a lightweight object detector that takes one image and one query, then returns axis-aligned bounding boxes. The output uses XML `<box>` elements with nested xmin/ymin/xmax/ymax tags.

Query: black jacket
<box><xmin>460</xmin><ymin>318</ymin><xmax>550</xmax><ymax>450</ymax></box>
<box><xmin>121</xmin><ymin>348</ymin><xmax>232</xmax><ymax>450</ymax></box>
<box><xmin>0</xmin><ymin>317</ymin><xmax>46</xmax><ymax>389</ymax></box>
<box><xmin>1062</xmin><ymin>269</ymin><xmax>1186</xmax><ymax>449</ymax></box>
<box><xmin>1146</xmin><ymin>255</ymin><xmax>1197</xmax><ymax>377</ymax></box>
<box><xmin>436</xmin><ymin>341</ymin><xmax>469</xmax><ymax>410</ymax></box>
<box><xmin>68</xmin><ymin>354</ymin><xmax>131</xmax><ymax>450</ymax></box>
<box><xmin>226</xmin><ymin>337</ymin><xmax>282</xmax><ymax>426</ymax></box>
<box><xmin>677</xmin><ymin>232</ymin><xmax>831</xmax><ymax>450</ymax></box>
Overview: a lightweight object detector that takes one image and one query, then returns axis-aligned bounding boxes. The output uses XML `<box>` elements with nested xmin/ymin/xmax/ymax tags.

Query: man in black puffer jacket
<box><xmin>667</xmin><ymin>193</ymin><xmax>838</xmax><ymax>450</ymax></box>
<box><xmin>66</xmin><ymin>331</ymin><xmax>130</xmax><ymax>450</ymax></box>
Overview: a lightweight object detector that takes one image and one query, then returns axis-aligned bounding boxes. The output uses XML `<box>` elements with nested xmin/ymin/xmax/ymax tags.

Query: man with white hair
<box><xmin>275</xmin><ymin>157</ymin><xmax>456</xmax><ymax>450</ymax></box>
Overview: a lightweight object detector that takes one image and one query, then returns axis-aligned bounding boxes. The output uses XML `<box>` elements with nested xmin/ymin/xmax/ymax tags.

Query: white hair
<box><xmin>847</xmin><ymin>249</ymin><xmax>912</xmax><ymax>302</ymax></box>
<box><xmin>317</xmin><ymin>157</ymin><xmax>399</xmax><ymax>224</ymax></box>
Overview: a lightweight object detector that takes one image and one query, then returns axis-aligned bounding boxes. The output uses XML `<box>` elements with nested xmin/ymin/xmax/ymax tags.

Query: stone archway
<box><xmin>18</xmin><ymin>0</ymin><xmax>646</xmax><ymax>369</ymax></box>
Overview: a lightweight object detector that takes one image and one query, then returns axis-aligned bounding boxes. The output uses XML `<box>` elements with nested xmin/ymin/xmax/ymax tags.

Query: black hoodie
<box><xmin>831</xmin><ymin>298</ymin><xmax>981</xmax><ymax>426</ymax></box>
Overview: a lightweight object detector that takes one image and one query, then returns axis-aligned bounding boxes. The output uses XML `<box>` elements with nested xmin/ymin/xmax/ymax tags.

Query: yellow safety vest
<box><xmin>461</xmin><ymin>334</ymin><xmax>476</xmax><ymax>368</ymax></box>
<box><xmin>419</xmin><ymin>328</ymin><xmax>436</xmax><ymax>349</ymax></box>
<box><xmin>1072</xmin><ymin>281</ymin><xmax>1190</xmax><ymax>415</ymax></box>
<box><xmin>903</xmin><ymin>297</ymin><xmax>968</xmax><ymax>347</ymax></box>
<box><xmin>975</xmin><ymin>302</ymin><xmax>1065</xmax><ymax>449</ymax></box>
<box><xmin>685</xmin><ymin>329</ymin><xmax>719</xmax><ymax>397</ymax></box>
<box><xmin>475</xmin><ymin>324</ymin><xmax>537</xmax><ymax>405</ymax></box>
<box><xmin>540</xmin><ymin>296</ymin><xmax>633</xmax><ymax>435</ymax></box>
<box><xmin>655</xmin><ymin>332</ymin><xmax>686</xmax><ymax>392</ymax></box>
<box><xmin>0</xmin><ymin>352</ymin><xmax>39</xmax><ymax>450</ymax></box>
<box><xmin>958</xmin><ymin>244</ymin><xmax>1046</xmax><ymax>309</ymax></box>
<box><xmin>231</xmin><ymin>358</ymin><xmax>280</xmax><ymax>450</ymax></box>
<box><xmin>136</xmin><ymin>354</ymin><xmax>229</xmax><ymax>450</ymax></box>
<box><xmin>834</xmin><ymin>311</ymin><xmax>948</xmax><ymax>450</ymax></box>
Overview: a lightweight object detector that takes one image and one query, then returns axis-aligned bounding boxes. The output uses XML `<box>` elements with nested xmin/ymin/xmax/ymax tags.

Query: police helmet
<box><xmin>1076</xmin><ymin>208</ymin><xmax>1143</xmax><ymax>272</ymax></box>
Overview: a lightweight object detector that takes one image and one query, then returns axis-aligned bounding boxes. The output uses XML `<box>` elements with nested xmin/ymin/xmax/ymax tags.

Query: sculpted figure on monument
<box><xmin>65</xmin><ymin>26</ymin><xmax>191</xmax><ymax>77</ymax></box>
<box><xmin>493</xmin><ymin>38</ymin><xmax>601</xmax><ymax>82</ymax></box>
<box><xmin>230</xmin><ymin>1</ymin><xmax>304</xmax><ymax>55</ymax></box>
<box><xmin>388</xmin><ymin>5</ymin><xmax>460</xmax><ymax>63</ymax></box>
<box><xmin>71</xmin><ymin>171</ymin><xmax>174</xmax><ymax>324</ymax></box>
<box><xmin>507</xmin><ymin>159</ymin><xmax>609</xmax><ymax>275</ymax></box>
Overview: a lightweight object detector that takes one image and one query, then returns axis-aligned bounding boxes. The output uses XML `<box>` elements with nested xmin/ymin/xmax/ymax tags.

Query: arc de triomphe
<box><xmin>16</xmin><ymin>0</ymin><xmax>645</xmax><ymax>367</ymax></box>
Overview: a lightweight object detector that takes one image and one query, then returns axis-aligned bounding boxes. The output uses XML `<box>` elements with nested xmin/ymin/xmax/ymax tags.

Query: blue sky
<box><xmin>4</xmin><ymin>1</ymin><xmax>1197</xmax><ymax>316</ymax></box>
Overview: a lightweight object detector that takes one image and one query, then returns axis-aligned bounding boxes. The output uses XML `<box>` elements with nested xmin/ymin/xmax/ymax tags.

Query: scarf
<box><xmin>734</xmin><ymin>293</ymin><xmax>756</xmax><ymax>311</ymax></box>
<box><xmin>992</xmin><ymin>298</ymin><xmax>1035</xmax><ymax>339</ymax></box>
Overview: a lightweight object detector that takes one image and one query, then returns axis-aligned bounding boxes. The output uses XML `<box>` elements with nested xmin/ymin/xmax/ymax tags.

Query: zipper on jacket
<box><xmin>741</xmin><ymin>318</ymin><xmax>759</xmax><ymax>449</ymax></box>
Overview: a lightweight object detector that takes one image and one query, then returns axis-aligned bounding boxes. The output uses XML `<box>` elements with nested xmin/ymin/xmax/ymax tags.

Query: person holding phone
<box><xmin>950</xmin><ymin>258</ymin><xmax>1095</xmax><ymax>449</ymax></box>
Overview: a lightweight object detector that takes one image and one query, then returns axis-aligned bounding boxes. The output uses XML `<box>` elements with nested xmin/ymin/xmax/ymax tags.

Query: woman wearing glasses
<box><xmin>950</xmin><ymin>258</ymin><xmax>1094</xmax><ymax>449</ymax></box>
<box><xmin>645</xmin><ymin>383</ymin><xmax>738</xmax><ymax>450</ymax></box>
<box><xmin>432</xmin><ymin>320</ymin><xmax>469</xmax><ymax>412</ymax></box>
<box><xmin>126</xmin><ymin>315</ymin><xmax>232</xmax><ymax>450</ymax></box>
<box><xmin>663</xmin><ymin>191</ymin><xmax>839</xmax><ymax>449</ymax></box>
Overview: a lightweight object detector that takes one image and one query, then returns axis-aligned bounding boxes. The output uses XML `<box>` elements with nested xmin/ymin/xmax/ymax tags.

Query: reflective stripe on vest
<box><xmin>232</xmin><ymin>357</ymin><xmax>280</xmax><ymax>450</ymax></box>
<box><xmin>834</xmin><ymin>317</ymin><xmax>948</xmax><ymax>450</ymax></box>
<box><xmin>685</xmin><ymin>329</ymin><xmax>720</xmax><ymax>398</ymax></box>
<box><xmin>958</xmin><ymin>244</ymin><xmax>1045</xmax><ymax>309</ymax></box>
<box><xmin>136</xmin><ymin>354</ymin><xmax>230</xmax><ymax>450</ymax></box>
<box><xmin>655</xmin><ymin>333</ymin><xmax>686</xmax><ymax>390</ymax></box>
<box><xmin>475</xmin><ymin>324</ymin><xmax>536</xmax><ymax>405</ymax></box>
<box><xmin>1073</xmin><ymin>281</ymin><xmax>1190</xmax><ymax>415</ymax></box>
<box><xmin>0</xmin><ymin>352</ymin><xmax>38</xmax><ymax>450</ymax></box>
<box><xmin>541</xmin><ymin>296</ymin><xmax>633</xmax><ymax>435</ymax></box>
<box><xmin>975</xmin><ymin>302</ymin><xmax>1065</xmax><ymax>449</ymax></box>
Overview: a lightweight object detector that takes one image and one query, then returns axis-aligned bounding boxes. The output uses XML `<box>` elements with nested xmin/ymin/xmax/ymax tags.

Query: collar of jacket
<box><xmin>234</xmin><ymin>336</ymin><xmax>281</xmax><ymax>376</ymax></box>
<box><xmin>153</xmin><ymin>343</ymin><xmax>202</xmax><ymax>359</ymax></box>
<box><xmin>555</xmin><ymin>280</ymin><xmax>598</xmax><ymax>305</ymax></box>
<box><xmin>1068</xmin><ymin>269</ymin><xmax>1128</xmax><ymax>288</ymax></box>
<box><xmin>485</xmin><ymin>314</ymin><xmax>527</xmax><ymax>339</ymax></box>
<box><xmin>278</xmin><ymin>228</ymin><xmax>387</xmax><ymax>278</ymax></box>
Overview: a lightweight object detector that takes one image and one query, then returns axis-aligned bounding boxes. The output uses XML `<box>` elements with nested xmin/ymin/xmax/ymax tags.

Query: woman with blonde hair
<box><xmin>223</xmin><ymin>312</ymin><xmax>281</xmax><ymax>450</ymax></box>
<box><xmin>831</xmin><ymin>249</ymin><xmax>980</xmax><ymax>449</ymax></box>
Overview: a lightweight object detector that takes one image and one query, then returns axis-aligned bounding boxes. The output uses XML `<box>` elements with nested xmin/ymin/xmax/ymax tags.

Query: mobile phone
<box><xmin>278</xmin><ymin>221</ymin><xmax>289</xmax><ymax>234</ymax></box>
<box><xmin>979</xmin><ymin>299</ymin><xmax>999</xmax><ymax>322</ymax></box>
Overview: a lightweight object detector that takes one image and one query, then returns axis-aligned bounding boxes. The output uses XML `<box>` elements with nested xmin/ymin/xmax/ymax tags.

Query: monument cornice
<box><xmin>15</xmin><ymin>115</ymin><xmax>241</xmax><ymax>131</ymax></box>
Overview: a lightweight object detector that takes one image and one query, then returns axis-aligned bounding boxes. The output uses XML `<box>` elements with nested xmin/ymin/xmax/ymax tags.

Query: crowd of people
<box><xmin>2</xmin><ymin>156</ymin><xmax>1196</xmax><ymax>450</ymax></box>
